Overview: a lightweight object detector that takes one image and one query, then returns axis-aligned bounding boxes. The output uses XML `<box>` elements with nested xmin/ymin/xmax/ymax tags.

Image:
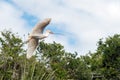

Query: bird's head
<box><xmin>45</xmin><ymin>30</ymin><xmax>64</xmax><ymax>37</ymax></box>
<box><xmin>46</xmin><ymin>30</ymin><xmax>54</xmax><ymax>34</ymax></box>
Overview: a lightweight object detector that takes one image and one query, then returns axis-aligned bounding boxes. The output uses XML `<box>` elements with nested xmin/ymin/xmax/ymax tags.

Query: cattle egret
<box><xmin>26</xmin><ymin>18</ymin><xmax>53</xmax><ymax>59</ymax></box>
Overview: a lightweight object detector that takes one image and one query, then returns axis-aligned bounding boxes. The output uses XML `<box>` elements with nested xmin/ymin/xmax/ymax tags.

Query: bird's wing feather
<box><xmin>31</xmin><ymin>18</ymin><xmax>51</xmax><ymax>34</ymax></box>
<box><xmin>29</xmin><ymin>34</ymin><xmax>46</xmax><ymax>39</ymax></box>
<box><xmin>27</xmin><ymin>38</ymin><xmax>38</xmax><ymax>59</ymax></box>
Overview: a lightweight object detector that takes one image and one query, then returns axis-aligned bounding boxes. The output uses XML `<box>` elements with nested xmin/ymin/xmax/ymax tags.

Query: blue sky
<box><xmin>0</xmin><ymin>0</ymin><xmax>120</xmax><ymax>55</ymax></box>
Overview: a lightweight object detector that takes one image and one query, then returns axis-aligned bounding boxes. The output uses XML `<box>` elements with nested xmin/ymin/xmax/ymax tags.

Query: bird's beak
<box><xmin>53</xmin><ymin>33</ymin><xmax>64</xmax><ymax>35</ymax></box>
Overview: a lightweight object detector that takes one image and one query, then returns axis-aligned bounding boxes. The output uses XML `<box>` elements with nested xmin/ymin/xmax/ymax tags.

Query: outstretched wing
<box><xmin>27</xmin><ymin>38</ymin><xmax>38</xmax><ymax>59</ymax></box>
<box><xmin>31</xmin><ymin>18</ymin><xmax>51</xmax><ymax>35</ymax></box>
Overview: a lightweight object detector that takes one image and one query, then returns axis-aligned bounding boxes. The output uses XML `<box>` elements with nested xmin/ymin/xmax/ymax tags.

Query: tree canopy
<box><xmin>0</xmin><ymin>30</ymin><xmax>120</xmax><ymax>80</ymax></box>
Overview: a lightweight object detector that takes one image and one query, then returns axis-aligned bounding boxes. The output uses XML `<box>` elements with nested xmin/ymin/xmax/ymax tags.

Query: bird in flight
<box><xmin>26</xmin><ymin>18</ymin><xmax>53</xmax><ymax>59</ymax></box>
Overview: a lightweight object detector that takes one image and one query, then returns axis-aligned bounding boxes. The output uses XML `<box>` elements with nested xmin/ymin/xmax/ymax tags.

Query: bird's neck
<box><xmin>43</xmin><ymin>32</ymin><xmax>50</xmax><ymax>37</ymax></box>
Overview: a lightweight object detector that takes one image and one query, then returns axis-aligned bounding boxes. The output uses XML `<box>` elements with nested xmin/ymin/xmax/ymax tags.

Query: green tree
<box><xmin>0</xmin><ymin>30</ymin><xmax>54</xmax><ymax>80</ymax></box>
<box><xmin>0</xmin><ymin>30</ymin><xmax>24</xmax><ymax>79</ymax></box>
<box><xmin>89</xmin><ymin>34</ymin><xmax>120</xmax><ymax>80</ymax></box>
<box><xmin>97</xmin><ymin>35</ymin><xmax>120</xmax><ymax>79</ymax></box>
<box><xmin>37</xmin><ymin>41</ymin><xmax>91</xmax><ymax>80</ymax></box>
<box><xmin>0</xmin><ymin>30</ymin><xmax>91</xmax><ymax>80</ymax></box>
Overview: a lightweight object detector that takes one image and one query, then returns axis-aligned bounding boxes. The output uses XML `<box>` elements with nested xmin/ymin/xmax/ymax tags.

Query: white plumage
<box><xmin>26</xmin><ymin>18</ymin><xmax>53</xmax><ymax>59</ymax></box>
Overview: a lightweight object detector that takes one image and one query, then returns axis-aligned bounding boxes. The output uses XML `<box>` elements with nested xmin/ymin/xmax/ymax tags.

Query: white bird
<box><xmin>26</xmin><ymin>18</ymin><xmax>53</xmax><ymax>59</ymax></box>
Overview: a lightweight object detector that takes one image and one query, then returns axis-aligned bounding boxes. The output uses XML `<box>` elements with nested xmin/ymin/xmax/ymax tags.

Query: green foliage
<box><xmin>0</xmin><ymin>30</ymin><xmax>24</xmax><ymax>58</ymax></box>
<box><xmin>36</xmin><ymin>41</ymin><xmax>92</xmax><ymax>80</ymax></box>
<box><xmin>88</xmin><ymin>34</ymin><xmax>120</xmax><ymax>80</ymax></box>
<box><xmin>0</xmin><ymin>30</ymin><xmax>54</xmax><ymax>80</ymax></box>
<box><xmin>0</xmin><ymin>30</ymin><xmax>91</xmax><ymax>80</ymax></box>
<box><xmin>97</xmin><ymin>34</ymin><xmax>120</xmax><ymax>79</ymax></box>
<box><xmin>0</xmin><ymin>30</ymin><xmax>120</xmax><ymax>80</ymax></box>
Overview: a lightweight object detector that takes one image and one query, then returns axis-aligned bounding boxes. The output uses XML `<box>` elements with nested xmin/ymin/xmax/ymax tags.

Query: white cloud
<box><xmin>107</xmin><ymin>2</ymin><xmax>120</xmax><ymax>20</ymax></box>
<box><xmin>1</xmin><ymin>0</ymin><xmax>120</xmax><ymax>55</ymax></box>
<box><xmin>0</xmin><ymin>1</ymin><xmax>29</xmax><ymax>37</ymax></box>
